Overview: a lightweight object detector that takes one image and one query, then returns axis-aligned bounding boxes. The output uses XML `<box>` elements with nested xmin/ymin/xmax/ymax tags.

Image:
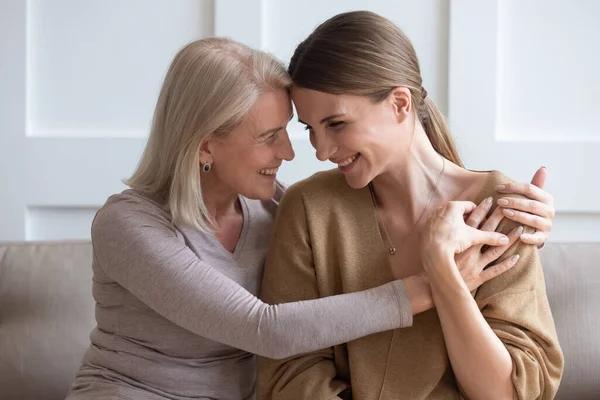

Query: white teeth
<box><xmin>338</xmin><ymin>154</ymin><xmax>359</xmax><ymax>167</ymax></box>
<box><xmin>258</xmin><ymin>168</ymin><xmax>278</xmax><ymax>176</ymax></box>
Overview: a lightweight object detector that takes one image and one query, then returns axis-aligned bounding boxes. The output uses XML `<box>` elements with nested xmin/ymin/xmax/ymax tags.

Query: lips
<box><xmin>335</xmin><ymin>154</ymin><xmax>359</xmax><ymax>167</ymax></box>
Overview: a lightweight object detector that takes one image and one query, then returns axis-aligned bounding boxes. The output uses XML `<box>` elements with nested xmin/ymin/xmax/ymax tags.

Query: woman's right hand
<box><xmin>407</xmin><ymin>198</ymin><xmax>522</xmax><ymax>314</ymax></box>
<box><xmin>420</xmin><ymin>199</ymin><xmax>522</xmax><ymax>292</ymax></box>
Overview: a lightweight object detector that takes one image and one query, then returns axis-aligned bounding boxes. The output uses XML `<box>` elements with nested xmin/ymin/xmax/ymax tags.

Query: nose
<box><xmin>278</xmin><ymin>130</ymin><xmax>295</xmax><ymax>162</ymax></box>
<box><xmin>312</xmin><ymin>131</ymin><xmax>337</xmax><ymax>162</ymax></box>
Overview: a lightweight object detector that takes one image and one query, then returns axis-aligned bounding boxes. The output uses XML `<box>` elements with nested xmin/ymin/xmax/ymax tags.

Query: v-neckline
<box><xmin>209</xmin><ymin>195</ymin><xmax>250</xmax><ymax>260</ymax></box>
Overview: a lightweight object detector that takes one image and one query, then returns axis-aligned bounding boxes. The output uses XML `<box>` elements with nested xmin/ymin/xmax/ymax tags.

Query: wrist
<box><xmin>421</xmin><ymin>244</ymin><xmax>453</xmax><ymax>272</ymax></box>
<box><xmin>424</xmin><ymin>255</ymin><xmax>471</xmax><ymax>299</ymax></box>
<box><xmin>403</xmin><ymin>274</ymin><xmax>434</xmax><ymax>315</ymax></box>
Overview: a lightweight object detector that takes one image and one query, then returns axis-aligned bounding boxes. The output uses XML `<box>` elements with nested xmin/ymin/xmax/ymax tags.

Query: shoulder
<box><xmin>486</xmin><ymin>170</ymin><xmax>516</xmax><ymax>188</ymax></box>
<box><xmin>280</xmin><ymin>168</ymin><xmax>349</xmax><ymax>207</ymax></box>
<box><xmin>474</xmin><ymin>171</ymin><xmax>543</xmax><ymax>295</ymax></box>
<box><xmin>470</xmin><ymin>170</ymin><xmax>520</xmax><ymax>204</ymax></box>
<box><xmin>93</xmin><ymin>189</ymin><xmax>177</xmax><ymax>243</ymax></box>
<box><xmin>473</xmin><ymin>170</ymin><xmax>527</xmax><ymax>229</ymax></box>
<box><xmin>268</xmin><ymin>169</ymin><xmax>350</xmax><ymax>231</ymax></box>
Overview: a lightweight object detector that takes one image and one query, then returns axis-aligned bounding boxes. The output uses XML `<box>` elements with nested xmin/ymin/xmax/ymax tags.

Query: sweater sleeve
<box><xmin>91</xmin><ymin>192</ymin><xmax>412</xmax><ymax>361</ymax></box>
<box><xmin>474</xmin><ymin>195</ymin><xmax>564</xmax><ymax>399</ymax></box>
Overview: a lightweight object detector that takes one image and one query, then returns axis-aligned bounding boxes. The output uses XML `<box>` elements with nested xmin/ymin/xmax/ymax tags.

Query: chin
<box><xmin>343</xmin><ymin>174</ymin><xmax>370</xmax><ymax>190</ymax></box>
<box><xmin>242</xmin><ymin>181</ymin><xmax>277</xmax><ymax>200</ymax></box>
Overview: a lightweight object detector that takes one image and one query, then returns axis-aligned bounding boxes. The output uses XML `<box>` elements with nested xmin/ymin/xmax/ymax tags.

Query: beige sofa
<box><xmin>0</xmin><ymin>241</ymin><xmax>598</xmax><ymax>399</ymax></box>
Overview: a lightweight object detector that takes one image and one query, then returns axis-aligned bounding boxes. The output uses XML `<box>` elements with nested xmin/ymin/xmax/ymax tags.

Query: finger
<box><xmin>497</xmin><ymin>197</ymin><xmax>555</xmax><ymax>218</ymax></box>
<box><xmin>495</xmin><ymin>182</ymin><xmax>553</xmax><ymax>205</ymax></box>
<box><xmin>520</xmin><ymin>230</ymin><xmax>548</xmax><ymax>246</ymax></box>
<box><xmin>481</xmin><ymin>226</ymin><xmax>523</xmax><ymax>265</ymax></box>
<box><xmin>478</xmin><ymin>254</ymin><xmax>520</xmax><ymax>284</ymax></box>
<box><xmin>465</xmin><ymin>226</ymin><xmax>509</xmax><ymax>249</ymax></box>
<box><xmin>530</xmin><ymin>167</ymin><xmax>547</xmax><ymax>189</ymax></box>
<box><xmin>480</xmin><ymin>205</ymin><xmax>505</xmax><ymax>232</ymax></box>
<box><xmin>465</xmin><ymin>197</ymin><xmax>493</xmax><ymax>228</ymax></box>
<box><xmin>501</xmin><ymin>209</ymin><xmax>552</xmax><ymax>233</ymax></box>
<box><xmin>449</xmin><ymin>201</ymin><xmax>478</xmax><ymax>216</ymax></box>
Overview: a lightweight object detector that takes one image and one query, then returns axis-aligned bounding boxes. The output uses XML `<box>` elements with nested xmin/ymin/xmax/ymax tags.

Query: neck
<box><xmin>201</xmin><ymin>172</ymin><xmax>241</xmax><ymax>224</ymax></box>
<box><xmin>370</xmin><ymin>123</ymin><xmax>447</xmax><ymax>225</ymax></box>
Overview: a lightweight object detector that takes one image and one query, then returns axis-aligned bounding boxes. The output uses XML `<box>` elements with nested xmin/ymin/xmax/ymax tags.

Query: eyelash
<box><xmin>303</xmin><ymin>121</ymin><xmax>345</xmax><ymax>131</ymax></box>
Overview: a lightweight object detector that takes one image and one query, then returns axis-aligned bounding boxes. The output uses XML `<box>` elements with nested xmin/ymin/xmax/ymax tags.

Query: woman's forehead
<box><xmin>292</xmin><ymin>88</ymin><xmax>364</xmax><ymax>117</ymax></box>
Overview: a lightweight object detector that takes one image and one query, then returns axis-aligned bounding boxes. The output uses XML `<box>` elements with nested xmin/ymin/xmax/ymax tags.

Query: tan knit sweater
<box><xmin>257</xmin><ymin>169</ymin><xmax>563</xmax><ymax>400</ymax></box>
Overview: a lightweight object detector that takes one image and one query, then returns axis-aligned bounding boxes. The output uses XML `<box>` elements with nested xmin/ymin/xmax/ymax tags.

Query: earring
<box><xmin>202</xmin><ymin>163</ymin><xmax>212</xmax><ymax>172</ymax></box>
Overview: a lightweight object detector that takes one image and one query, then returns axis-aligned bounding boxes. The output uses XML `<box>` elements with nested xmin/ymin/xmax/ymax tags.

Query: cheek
<box><xmin>373</xmin><ymin>122</ymin><xmax>404</xmax><ymax>150</ymax></box>
<box><xmin>241</xmin><ymin>146</ymin><xmax>273</xmax><ymax>169</ymax></box>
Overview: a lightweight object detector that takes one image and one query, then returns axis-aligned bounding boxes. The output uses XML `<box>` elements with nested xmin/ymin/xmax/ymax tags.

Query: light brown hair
<box><xmin>288</xmin><ymin>10</ymin><xmax>463</xmax><ymax>166</ymax></box>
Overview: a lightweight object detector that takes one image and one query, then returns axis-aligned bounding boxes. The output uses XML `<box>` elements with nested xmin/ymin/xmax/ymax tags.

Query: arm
<box><xmin>92</xmin><ymin>195</ymin><xmax>414</xmax><ymax>360</ymax></box>
<box><xmin>425</xmin><ymin>253</ymin><xmax>515</xmax><ymax>399</ymax></box>
<box><xmin>423</xmin><ymin>203</ymin><xmax>563</xmax><ymax>400</ymax></box>
<box><xmin>473</xmin><ymin>219</ymin><xmax>563</xmax><ymax>399</ymax></box>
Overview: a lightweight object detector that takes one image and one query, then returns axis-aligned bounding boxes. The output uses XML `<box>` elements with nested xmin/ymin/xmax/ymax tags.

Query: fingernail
<box><xmin>503</xmin><ymin>209</ymin><xmax>515</xmax><ymax>217</ymax></box>
<box><xmin>486</xmin><ymin>196</ymin><xmax>493</xmax><ymax>205</ymax></box>
<box><xmin>542</xmin><ymin>166</ymin><xmax>547</xmax><ymax>170</ymax></box>
<box><xmin>497</xmin><ymin>198</ymin><xmax>509</xmax><ymax>206</ymax></box>
<box><xmin>499</xmin><ymin>236</ymin><xmax>509</xmax><ymax>245</ymax></box>
<box><xmin>511</xmin><ymin>254</ymin><xmax>520</xmax><ymax>263</ymax></box>
<box><xmin>516</xmin><ymin>226</ymin><xmax>524</xmax><ymax>236</ymax></box>
<box><xmin>495</xmin><ymin>184</ymin><xmax>506</xmax><ymax>192</ymax></box>
<box><xmin>521</xmin><ymin>234</ymin><xmax>530</xmax><ymax>240</ymax></box>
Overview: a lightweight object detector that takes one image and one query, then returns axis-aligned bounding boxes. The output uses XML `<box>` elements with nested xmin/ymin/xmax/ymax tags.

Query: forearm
<box><xmin>259</xmin><ymin>280</ymin><xmax>413</xmax><ymax>359</ymax></box>
<box><xmin>428</xmin><ymin>256</ymin><xmax>513</xmax><ymax>400</ymax></box>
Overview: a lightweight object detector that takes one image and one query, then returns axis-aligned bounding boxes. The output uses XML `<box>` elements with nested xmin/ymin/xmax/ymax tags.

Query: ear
<box><xmin>388</xmin><ymin>87</ymin><xmax>412</xmax><ymax>123</ymax></box>
<box><xmin>199</xmin><ymin>137</ymin><xmax>216</xmax><ymax>165</ymax></box>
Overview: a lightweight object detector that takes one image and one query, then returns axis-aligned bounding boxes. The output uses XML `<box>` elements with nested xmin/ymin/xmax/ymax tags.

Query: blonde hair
<box><xmin>288</xmin><ymin>11</ymin><xmax>463</xmax><ymax>167</ymax></box>
<box><xmin>125</xmin><ymin>37</ymin><xmax>291</xmax><ymax>231</ymax></box>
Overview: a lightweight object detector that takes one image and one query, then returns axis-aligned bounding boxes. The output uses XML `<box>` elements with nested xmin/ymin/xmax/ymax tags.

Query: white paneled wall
<box><xmin>27</xmin><ymin>0</ymin><xmax>213</xmax><ymax>137</ymax></box>
<box><xmin>496</xmin><ymin>1</ymin><xmax>599</xmax><ymax>142</ymax></box>
<box><xmin>0</xmin><ymin>0</ymin><xmax>597</xmax><ymax>242</ymax></box>
<box><xmin>0</xmin><ymin>0</ymin><xmax>213</xmax><ymax>241</ymax></box>
<box><xmin>448</xmin><ymin>1</ymin><xmax>600</xmax><ymax>242</ymax></box>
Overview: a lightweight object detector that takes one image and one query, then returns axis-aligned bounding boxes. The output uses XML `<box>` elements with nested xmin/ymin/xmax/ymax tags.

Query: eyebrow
<box><xmin>258</xmin><ymin>113</ymin><xmax>294</xmax><ymax>137</ymax></box>
<box><xmin>257</xmin><ymin>127</ymin><xmax>281</xmax><ymax>137</ymax></box>
<box><xmin>298</xmin><ymin>113</ymin><xmax>346</xmax><ymax>127</ymax></box>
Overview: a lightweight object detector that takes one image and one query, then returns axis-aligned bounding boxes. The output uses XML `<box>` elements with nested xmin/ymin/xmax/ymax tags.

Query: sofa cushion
<box><xmin>540</xmin><ymin>243</ymin><xmax>600</xmax><ymax>400</ymax></box>
<box><xmin>0</xmin><ymin>242</ymin><xmax>95</xmax><ymax>400</ymax></box>
<box><xmin>0</xmin><ymin>241</ymin><xmax>598</xmax><ymax>399</ymax></box>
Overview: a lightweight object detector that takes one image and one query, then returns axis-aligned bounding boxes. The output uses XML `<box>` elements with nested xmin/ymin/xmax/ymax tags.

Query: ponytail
<box><xmin>420</xmin><ymin>97</ymin><xmax>463</xmax><ymax>167</ymax></box>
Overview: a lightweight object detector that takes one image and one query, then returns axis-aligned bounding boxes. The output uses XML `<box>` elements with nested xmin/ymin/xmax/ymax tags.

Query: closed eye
<box><xmin>327</xmin><ymin>121</ymin><xmax>345</xmax><ymax>129</ymax></box>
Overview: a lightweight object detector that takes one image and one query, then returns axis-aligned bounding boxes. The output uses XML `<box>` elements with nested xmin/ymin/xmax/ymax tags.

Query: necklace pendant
<box><xmin>389</xmin><ymin>247</ymin><xmax>396</xmax><ymax>255</ymax></box>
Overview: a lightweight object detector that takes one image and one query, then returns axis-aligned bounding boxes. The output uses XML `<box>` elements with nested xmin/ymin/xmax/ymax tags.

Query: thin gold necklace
<box><xmin>368</xmin><ymin>157</ymin><xmax>446</xmax><ymax>256</ymax></box>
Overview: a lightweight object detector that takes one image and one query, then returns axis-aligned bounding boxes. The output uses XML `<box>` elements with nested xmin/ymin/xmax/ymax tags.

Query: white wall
<box><xmin>0</xmin><ymin>0</ymin><xmax>597</xmax><ymax>242</ymax></box>
<box><xmin>0</xmin><ymin>0</ymin><xmax>213</xmax><ymax>241</ymax></box>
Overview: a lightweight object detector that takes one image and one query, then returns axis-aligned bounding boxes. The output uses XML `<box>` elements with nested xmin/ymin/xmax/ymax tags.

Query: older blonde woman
<box><xmin>66</xmin><ymin>38</ymin><xmax>556</xmax><ymax>399</ymax></box>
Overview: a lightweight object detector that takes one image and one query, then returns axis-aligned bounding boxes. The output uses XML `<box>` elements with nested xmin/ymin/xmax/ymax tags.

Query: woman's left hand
<box><xmin>495</xmin><ymin>167</ymin><xmax>555</xmax><ymax>246</ymax></box>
